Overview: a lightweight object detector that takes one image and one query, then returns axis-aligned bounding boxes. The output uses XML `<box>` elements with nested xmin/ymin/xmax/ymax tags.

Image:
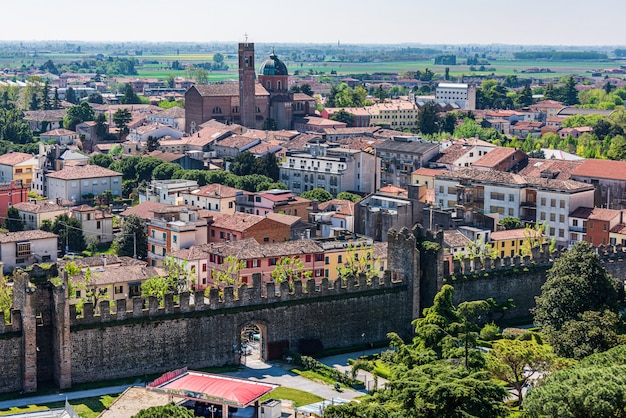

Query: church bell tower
<box><xmin>238</xmin><ymin>37</ymin><xmax>256</xmax><ymax>128</ymax></box>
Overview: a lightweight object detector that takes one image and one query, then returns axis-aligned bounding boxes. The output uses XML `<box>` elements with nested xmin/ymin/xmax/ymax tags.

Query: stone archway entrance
<box><xmin>239</xmin><ymin>322</ymin><xmax>267</xmax><ymax>365</ymax></box>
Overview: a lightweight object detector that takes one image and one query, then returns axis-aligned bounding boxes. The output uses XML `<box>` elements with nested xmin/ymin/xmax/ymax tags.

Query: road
<box><xmin>0</xmin><ymin>348</ymin><xmax>387</xmax><ymax>410</ymax></box>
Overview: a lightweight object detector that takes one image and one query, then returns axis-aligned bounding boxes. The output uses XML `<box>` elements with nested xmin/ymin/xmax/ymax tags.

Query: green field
<box><xmin>1</xmin><ymin>49</ymin><xmax>625</xmax><ymax>81</ymax></box>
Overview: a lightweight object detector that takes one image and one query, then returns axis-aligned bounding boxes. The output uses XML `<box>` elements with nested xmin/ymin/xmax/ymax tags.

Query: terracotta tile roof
<box><xmin>318</xmin><ymin>199</ymin><xmax>355</xmax><ymax>216</ymax></box>
<box><xmin>211</xmin><ymin>212</ymin><xmax>266</xmax><ymax>232</ymax></box>
<box><xmin>265</xmin><ymin>212</ymin><xmax>302</xmax><ymax>226</ymax></box>
<box><xmin>378</xmin><ymin>185</ymin><xmax>408</xmax><ymax>198</ymax></box>
<box><xmin>13</xmin><ymin>201</ymin><xmax>66</xmax><ymax>214</ymax></box>
<box><xmin>472</xmin><ymin>147</ymin><xmax>521</xmax><ymax>168</ymax></box>
<box><xmin>334</xmin><ymin>136</ymin><xmax>383</xmax><ymax>151</ymax></box>
<box><xmin>46</xmin><ymin>165</ymin><xmax>122</xmax><ymax>180</ymax></box>
<box><xmin>569</xmin><ymin>207</ymin><xmax>622</xmax><ymax>221</ymax></box>
<box><xmin>436</xmin><ymin>168</ymin><xmax>593</xmax><ymax>192</ymax></box>
<box><xmin>258</xmin><ymin>190</ymin><xmax>297</xmax><ymax>203</ymax></box>
<box><xmin>0</xmin><ymin>230</ymin><xmax>58</xmax><ymax>243</ymax></box>
<box><xmin>518</xmin><ymin>158</ymin><xmax>582</xmax><ymax>180</ymax></box>
<box><xmin>215</xmin><ymin>134</ymin><xmax>259</xmax><ymax>149</ymax></box>
<box><xmin>283</xmin><ymin>134</ymin><xmax>322</xmax><ymax>151</ymax></box>
<box><xmin>58</xmin><ymin>255</ymin><xmax>145</xmax><ymax>268</ymax></box>
<box><xmin>41</xmin><ymin>128</ymin><xmax>77</xmax><ymax>136</ymax></box>
<box><xmin>71</xmin><ymin>264</ymin><xmax>164</xmax><ymax>286</ymax></box>
<box><xmin>193</xmin><ymin>83</ymin><xmax>269</xmax><ymax>97</ymax></box>
<box><xmin>171</xmin><ymin>238</ymin><xmax>323</xmax><ymax>260</ymax></box>
<box><xmin>189</xmin><ymin>184</ymin><xmax>241</xmax><ymax>198</ymax></box>
<box><xmin>412</xmin><ymin>167</ymin><xmax>447</xmax><ymax>176</ymax></box>
<box><xmin>571</xmin><ymin>159</ymin><xmax>626</xmax><ymax>181</ymax></box>
<box><xmin>434</xmin><ymin>144</ymin><xmax>471</xmax><ymax>164</ymax></box>
<box><xmin>443</xmin><ymin>230</ymin><xmax>472</xmax><ymax>248</ymax></box>
<box><xmin>120</xmin><ymin>201</ymin><xmax>172</xmax><ymax>219</ymax></box>
<box><xmin>0</xmin><ymin>152</ymin><xmax>35</xmax><ymax>166</ymax></box>
<box><xmin>532</xmin><ymin>100</ymin><xmax>564</xmax><ymax>109</ymax></box>
<box><xmin>23</xmin><ymin>109</ymin><xmax>67</xmax><ymax>121</ymax></box>
<box><xmin>323</xmin><ymin>127</ymin><xmax>381</xmax><ymax>136</ymax></box>
<box><xmin>303</xmin><ymin>117</ymin><xmax>347</xmax><ymax>127</ymax></box>
<box><xmin>247</xmin><ymin>141</ymin><xmax>282</xmax><ymax>156</ymax></box>
<box><xmin>491</xmin><ymin>228</ymin><xmax>540</xmax><ymax>241</ymax></box>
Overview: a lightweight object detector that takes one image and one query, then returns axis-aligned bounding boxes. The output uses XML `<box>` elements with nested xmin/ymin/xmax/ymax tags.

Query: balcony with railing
<box><xmin>148</xmin><ymin>236</ymin><xmax>167</xmax><ymax>246</ymax></box>
<box><xmin>569</xmin><ymin>225</ymin><xmax>586</xmax><ymax>233</ymax></box>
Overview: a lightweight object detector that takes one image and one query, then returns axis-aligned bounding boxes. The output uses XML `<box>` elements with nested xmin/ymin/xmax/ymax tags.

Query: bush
<box><xmin>502</xmin><ymin>327</ymin><xmax>525</xmax><ymax>340</ymax></box>
<box><xmin>480</xmin><ymin>322</ymin><xmax>500</xmax><ymax>341</ymax></box>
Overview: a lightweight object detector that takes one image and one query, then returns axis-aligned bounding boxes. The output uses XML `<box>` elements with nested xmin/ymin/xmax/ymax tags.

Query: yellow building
<box><xmin>368</xmin><ymin>99</ymin><xmax>419</xmax><ymax>130</ymax></box>
<box><xmin>0</xmin><ymin>152</ymin><xmax>38</xmax><ymax>186</ymax></box>
<box><xmin>64</xmin><ymin>257</ymin><xmax>164</xmax><ymax>306</ymax></box>
<box><xmin>490</xmin><ymin>228</ymin><xmax>542</xmax><ymax>259</ymax></box>
<box><xmin>315</xmin><ymin>235</ymin><xmax>382</xmax><ymax>281</ymax></box>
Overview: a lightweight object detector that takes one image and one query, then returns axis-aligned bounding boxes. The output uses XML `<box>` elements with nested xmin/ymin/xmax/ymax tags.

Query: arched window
<box><xmin>277</xmin><ymin>81</ymin><xmax>282</xmax><ymax>90</ymax></box>
<box><xmin>266</xmin><ymin>81</ymin><xmax>271</xmax><ymax>90</ymax></box>
<box><xmin>256</xmin><ymin>106</ymin><xmax>261</xmax><ymax>113</ymax></box>
<box><xmin>212</xmin><ymin>106</ymin><xmax>222</xmax><ymax>114</ymax></box>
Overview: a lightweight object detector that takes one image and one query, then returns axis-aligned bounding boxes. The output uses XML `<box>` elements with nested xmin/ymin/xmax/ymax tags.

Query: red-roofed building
<box><xmin>472</xmin><ymin>147</ymin><xmax>528</xmax><ymax>172</ymax></box>
<box><xmin>570</xmin><ymin>159</ymin><xmax>626</xmax><ymax>210</ymax></box>
<box><xmin>71</xmin><ymin>205</ymin><xmax>114</xmax><ymax>244</ymax></box>
<box><xmin>569</xmin><ymin>207</ymin><xmax>623</xmax><ymax>247</ymax></box>
<box><xmin>209</xmin><ymin>212</ymin><xmax>291</xmax><ymax>245</ymax></box>
<box><xmin>178</xmin><ymin>184</ymin><xmax>242</xmax><ymax>215</ymax></box>
<box><xmin>235</xmin><ymin>190</ymin><xmax>311</xmax><ymax>221</ymax></box>
<box><xmin>148</xmin><ymin>368</ymin><xmax>279</xmax><ymax>415</ymax></box>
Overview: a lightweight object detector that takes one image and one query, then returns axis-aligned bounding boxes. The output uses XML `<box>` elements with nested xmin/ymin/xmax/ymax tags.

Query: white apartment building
<box><xmin>46</xmin><ymin>165</ymin><xmax>123</xmax><ymax>204</ymax></box>
<box><xmin>434</xmin><ymin>169</ymin><xmax>594</xmax><ymax>247</ymax></box>
<box><xmin>139</xmin><ymin>179</ymin><xmax>199</xmax><ymax>205</ymax></box>
<box><xmin>280</xmin><ymin>143</ymin><xmax>376</xmax><ymax>196</ymax></box>
<box><xmin>435</xmin><ymin>83</ymin><xmax>476</xmax><ymax>110</ymax></box>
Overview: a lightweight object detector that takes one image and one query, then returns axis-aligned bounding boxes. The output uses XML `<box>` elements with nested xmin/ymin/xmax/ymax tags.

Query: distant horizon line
<box><xmin>1</xmin><ymin>39</ymin><xmax>626</xmax><ymax>49</ymax></box>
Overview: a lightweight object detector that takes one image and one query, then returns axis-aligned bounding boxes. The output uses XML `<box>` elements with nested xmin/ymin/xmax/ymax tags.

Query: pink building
<box><xmin>170</xmin><ymin>238</ymin><xmax>324</xmax><ymax>290</ymax></box>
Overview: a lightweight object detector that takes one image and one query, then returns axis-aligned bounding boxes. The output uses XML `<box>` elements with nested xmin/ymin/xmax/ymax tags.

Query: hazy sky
<box><xmin>2</xmin><ymin>0</ymin><xmax>624</xmax><ymax>46</ymax></box>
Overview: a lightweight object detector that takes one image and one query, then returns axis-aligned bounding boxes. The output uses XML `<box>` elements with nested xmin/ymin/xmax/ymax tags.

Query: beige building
<box><xmin>368</xmin><ymin>99</ymin><xmax>420</xmax><ymax>130</ymax></box>
<box><xmin>13</xmin><ymin>201</ymin><xmax>68</xmax><ymax>230</ymax></box>
<box><xmin>178</xmin><ymin>184</ymin><xmax>241</xmax><ymax>214</ymax></box>
<box><xmin>71</xmin><ymin>205</ymin><xmax>114</xmax><ymax>244</ymax></box>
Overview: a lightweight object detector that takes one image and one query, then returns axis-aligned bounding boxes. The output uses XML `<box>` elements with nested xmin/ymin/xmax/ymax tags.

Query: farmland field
<box><xmin>1</xmin><ymin>48</ymin><xmax>625</xmax><ymax>81</ymax></box>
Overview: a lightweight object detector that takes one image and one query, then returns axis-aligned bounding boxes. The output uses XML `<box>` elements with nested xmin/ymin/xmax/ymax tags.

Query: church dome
<box><xmin>259</xmin><ymin>52</ymin><xmax>288</xmax><ymax>76</ymax></box>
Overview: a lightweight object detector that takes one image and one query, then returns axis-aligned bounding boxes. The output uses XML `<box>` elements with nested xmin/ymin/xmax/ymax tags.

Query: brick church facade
<box><xmin>185</xmin><ymin>43</ymin><xmax>316</xmax><ymax>132</ymax></box>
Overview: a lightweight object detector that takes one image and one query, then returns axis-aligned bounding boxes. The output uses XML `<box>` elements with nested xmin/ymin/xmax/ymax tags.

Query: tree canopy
<box><xmin>301</xmin><ymin>187</ymin><xmax>333</xmax><ymax>202</ymax></box>
<box><xmin>525</xmin><ymin>345</ymin><xmax>626</xmax><ymax>418</ymax></box>
<box><xmin>532</xmin><ymin>241</ymin><xmax>622</xmax><ymax>358</ymax></box>
<box><xmin>132</xmin><ymin>403</ymin><xmax>194</xmax><ymax>418</ymax></box>
<box><xmin>114</xmin><ymin>215</ymin><xmax>147</xmax><ymax>260</ymax></box>
<box><xmin>4</xmin><ymin>206</ymin><xmax>24</xmax><ymax>232</ymax></box>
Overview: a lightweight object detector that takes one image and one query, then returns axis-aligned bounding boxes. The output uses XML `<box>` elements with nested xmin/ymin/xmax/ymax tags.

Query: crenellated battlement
<box><xmin>444</xmin><ymin>242</ymin><xmax>553</xmax><ymax>277</ymax></box>
<box><xmin>0</xmin><ymin>310</ymin><xmax>21</xmax><ymax>335</ymax></box>
<box><xmin>69</xmin><ymin>273</ymin><xmax>405</xmax><ymax>327</ymax></box>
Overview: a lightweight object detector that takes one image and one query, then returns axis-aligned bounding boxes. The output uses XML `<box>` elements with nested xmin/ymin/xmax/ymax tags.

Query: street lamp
<box><xmin>361</xmin><ymin>332</ymin><xmax>366</xmax><ymax>358</ymax></box>
<box><xmin>207</xmin><ymin>405</ymin><xmax>217</xmax><ymax>418</ymax></box>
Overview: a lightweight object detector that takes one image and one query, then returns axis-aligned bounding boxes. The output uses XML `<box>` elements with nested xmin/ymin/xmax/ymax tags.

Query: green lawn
<box><xmin>261</xmin><ymin>387</ymin><xmax>323</xmax><ymax>408</ymax></box>
<box><xmin>291</xmin><ymin>369</ymin><xmax>337</xmax><ymax>386</ymax></box>
<box><xmin>0</xmin><ymin>395</ymin><xmax>117</xmax><ymax>418</ymax></box>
